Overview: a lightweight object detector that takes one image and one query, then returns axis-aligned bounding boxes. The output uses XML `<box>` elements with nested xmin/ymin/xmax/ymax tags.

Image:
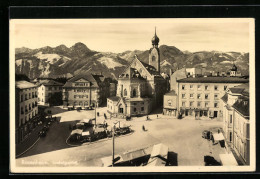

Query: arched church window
<box><xmin>124</xmin><ymin>89</ymin><xmax>127</xmax><ymax>96</ymax></box>
<box><xmin>133</xmin><ymin>89</ymin><xmax>137</xmax><ymax>97</ymax></box>
<box><xmin>152</xmin><ymin>56</ymin><xmax>156</xmax><ymax>61</ymax></box>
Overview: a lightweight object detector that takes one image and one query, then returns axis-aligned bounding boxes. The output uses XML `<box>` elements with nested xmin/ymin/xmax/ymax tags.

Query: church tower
<box><xmin>149</xmin><ymin>27</ymin><xmax>160</xmax><ymax>73</ymax></box>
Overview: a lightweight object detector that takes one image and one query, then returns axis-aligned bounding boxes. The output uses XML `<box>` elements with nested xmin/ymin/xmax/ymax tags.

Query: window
<box><xmin>205</xmin><ymin>85</ymin><xmax>209</xmax><ymax>90</ymax></box>
<box><xmin>152</xmin><ymin>56</ymin><xmax>156</xmax><ymax>61</ymax></box>
<box><xmin>59</xmin><ymin>87</ymin><xmax>62</xmax><ymax>90</ymax></box>
<box><xmin>230</xmin><ymin>115</ymin><xmax>232</xmax><ymax>123</ymax></box>
<box><xmin>133</xmin><ymin>103</ymin><xmax>137</xmax><ymax>105</ymax></box>
<box><xmin>29</xmin><ymin>104</ymin><xmax>31</xmax><ymax>110</ymax></box>
<box><xmin>25</xmin><ymin>94</ymin><xmax>27</xmax><ymax>100</ymax></box>
<box><xmin>141</xmin><ymin>107</ymin><xmax>144</xmax><ymax>111</ymax></box>
<box><xmin>48</xmin><ymin>93</ymin><xmax>52</xmax><ymax>97</ymax></box>
<box><xmin>133</xmin><ymin>89</ymin><xmax>137</xmax><ymax>97</ymax></box>
<box><xmin>230</xmin><ymin>132</ymin><xmax>232</xmax><ymax>142</ymax></box>
<box><xmin>182</xmin><ymin>94</ymin><xmax>186</xmax><ymax>99</ymax></box>
<box><xmin>29</xmin><ymin>93</ymin><xmax>31</xmax><ymax>99</ymax></box>
<box><xmin>214</xmin><ymin>102</ymin><xmax>219</xmax><ymax>108</ymax></box>
<box><xmin>190</xmin><ymin>94</ymin><xmax>194</xmax><ymax>98</ymax></box>
<box><xmin>182</xmin><ymin>102</ymin><xmax>186</xmax><ymax>107</ymax></box>
<box><xmin>197</xmin><ymin>102</ymin><xmax>201</xmax><ymax>107</ymax></box>
<box><xmin>197</xmin><ymin>94</ymin><xmax>201</xmax><ymax>99</ymax></box>
<box><xmin>182</xmin><ymin>85</ymin><xmax>185</xmax><ymax>90</ymax></box>
<box><xmin>190</xmin><ymin>101</ymin><xmax>194</xmax><ymax>107</ymax></box>
<box><xmin>214</xmin><ymin>94</ymin><xmax>218</xmax><ymax>100</ymax></box>
<box><xmin>20</xmin><ymin>95</ymin><xmax>23</xmax><ymax>102</ymax></box>
<box><xmin>224</xmin><ymin>85</ymin><xmax>227</xmax><ymax>90</ymax></box>
<box><xmin>79</xmin><ymin>95</ymin><xmax>83</xmax><ymax>98</ymax></box>
<box><xmin>167</xmin><ymin>100</ymin><xmax>172</xmax><ymax>106</ymax></box>
<box><xmin>124</xmin><ymin>89</ymin><xmax>127</xmax><ymax>96</ymax></box>
<box><xmin>190</xmin><ymin>85</ymin><xmax>193</xmax><ymax>89</ymax></box>
<box><xmin>48</xmin><ymin>87</ymin><xmax>52</xmax><ymax>90</ymax></box>
<box><xmin>86</xmin><ymin>95</ymin><xmax>88</xmax><ymax>98</ymax></box>
<box><xmin>134</xmin><ymin>108</ymin><xmax>137</xmax><ymax>112</ymax></box>
<box><xmin>197</xmin><ymin>85</ymin><xmax>201</xmax><ymax>90</ymax></box>
<box><xmin>74</xmin><ymin>95</ymin><xmax>77</xmax><ymax>98</ymax></box>
<box><xmin>205</xmin><ymin>102</ymin><xmax>209</xmax><ymax>108</ymax></box>
<box><xmin>32</xmin><ymin>92</ymin><xmax>34</xmax><ymax>98</ymax></box>
<box><xmin>205</xmin><ymin>94</ymin><xmax>209</xmax><ymax>99</ymax></box>
<box><xmin>214</xmin><ymin>85</ymin><xmax>218</xmax><ymax>91</ymax></box>
<box><xmin>21</xmin><ymin>107</ymin><xmax>24</xmax><ymax>114</ymax></box>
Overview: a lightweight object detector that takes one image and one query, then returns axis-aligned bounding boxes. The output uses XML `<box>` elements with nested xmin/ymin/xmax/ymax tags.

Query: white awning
<box><xmin>101</xmin><ymin>155</ymin><xmax>123</xmax><ymax>167</ymax></box>
<box><xmin>82</xmin><ymin>131</ymin><xmax>90</xmax><ymax>136</ymax></box>
<box><xmin>76</xmin><ymin>122</ymin><xmax>85</xmax><ymax>126</ymax></box>
<box><xmin>150</xmin><ymin>143</ymin><xmax>169</xmax><ymax>158</ymax></box>
<box><xmin>219</xmin><ymin>153</ymin><xmax>238</xmax><ymax>166</ymax></box>
<box><xmin>71</xmin><ymin>129</ymin><xmax>83</xmax><ymax>135</ymax></box>
<box><xmin>146</xmin><ymin>157</ymin><xmax>167</xmax><ymax>166</ymax></box>
<box><xmin>213</xmin><ymin>133</ymin><xmax>225</xmax><ymax>141</ymax></box>
<box><xmin>80</xmin><ymin>118</ymin><xmax>93</xmax><ymax>123</ymax></box>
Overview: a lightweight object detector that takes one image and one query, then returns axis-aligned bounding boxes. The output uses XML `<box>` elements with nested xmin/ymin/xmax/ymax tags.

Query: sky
<box><xmin>11</xmin><ymin>19</ymin><xmax>252</xmax><ymax>53</ymax></box>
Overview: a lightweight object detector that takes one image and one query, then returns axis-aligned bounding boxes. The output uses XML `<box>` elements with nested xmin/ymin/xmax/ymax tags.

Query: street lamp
<box><xmin>112</xmin><ymin>120</ymin><xmax>120</xmax><ymax>167</ymax></box>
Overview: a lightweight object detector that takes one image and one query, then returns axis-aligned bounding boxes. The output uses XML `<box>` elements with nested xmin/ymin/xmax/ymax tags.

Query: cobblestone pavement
<box><xmin>16</xmin><ymin>106</ymin><xmax>226</xmax><ymax>167</ymax></box>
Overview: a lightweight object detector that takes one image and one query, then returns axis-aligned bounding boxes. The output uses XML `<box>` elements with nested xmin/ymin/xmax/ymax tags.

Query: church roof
<box><xmin>139</xmin><ymin>61</ymin><xmax>161</xmax><ymax>76</ymax></box>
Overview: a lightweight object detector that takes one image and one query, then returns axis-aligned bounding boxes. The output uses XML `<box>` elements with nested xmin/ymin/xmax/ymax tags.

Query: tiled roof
<box><xmin>165</xmin><ymin>90</ymin><xmax>177</xmax><ymax>96</ymax></box>
<box><xmin>221</xmin><ymin>93</ymin><xmax>228</xmax><ymax>103</ymax></box>
<box><xmin>40</xmin><ymin>80</ymin><xmax>64</xmax><ymax>86</ymax></box>
<box><xmin>139</xmin><ymin>61</ymin><xmax>161</xmax><ymax>76</ymax></box>
<box><xmin>177</xmin><ymin>76</ymin><xmax>249</xmax><ymax>83</ymax></box>
<box><xmin>63</xmin><ymin>74</ymin><xmax>99</xmax><ymax>88</ymax></box>
<box><xmin>16</xmin><ymin>80</ymin><xmax>37</xmax><ymax>89</ymax></box>
<box><xmin>232</xmin><ymin>96</ymin><xmax>249</xmax><ymax>117</ymax></box>
<box><xmin>229</xmin><ymin>83</ymin><xmax>249</xmax><ymax>96</ymax></box>
<box><xmin>107</xmin><ymin>96</ymin><xmax>120</xmax><ymax>102</ymax></box>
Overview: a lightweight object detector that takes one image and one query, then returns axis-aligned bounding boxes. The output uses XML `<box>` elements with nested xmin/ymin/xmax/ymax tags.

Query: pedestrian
<box><xmin>142</xmin><ymin>125</ymin><xmax>145</xmax><ymax>131</ymax></box>
<box><xmin>146</xmin><ymin>115</ymin><xmax>149</xmax><ymax>121</ymax></box>
<box><xmin>157</xmin><ymin>114</ymin><xmax>158</xmax><ymax>119</ymax></box>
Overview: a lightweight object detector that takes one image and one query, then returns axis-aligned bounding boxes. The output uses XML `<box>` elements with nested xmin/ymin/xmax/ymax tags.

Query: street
<box><xmin>16</xmin><ymin>106</ymin><xmax>226</xmax><ymax>167</ymax></box>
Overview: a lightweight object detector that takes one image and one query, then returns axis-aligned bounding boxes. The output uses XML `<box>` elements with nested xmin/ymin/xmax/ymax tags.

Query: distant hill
<box><xmin>15</xmin><ymin>42</ymin><xmax>249</xmax><ymax>79</ymax></box>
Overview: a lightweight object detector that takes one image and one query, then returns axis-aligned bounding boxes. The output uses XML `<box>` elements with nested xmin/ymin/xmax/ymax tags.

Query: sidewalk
<box><xmin>16</xmin><ymin>124</ymin><xmax>43</xmax><ymax>157</ymax></box>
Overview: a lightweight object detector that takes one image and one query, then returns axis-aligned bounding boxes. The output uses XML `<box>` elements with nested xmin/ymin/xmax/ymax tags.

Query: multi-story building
<box><xmin>15</xmin><ymin>81</ymin><xmax>38</xmax><ymax>144</ymax></box>
<box><xmin>37</xmin><ymin>80</ymin><xmax>64</xmax><ymax>106</ymax></box>
<box><xmin>222</xmin><ymin>84</ymin><xmax>250</xmax><ymax>165</ymax></box>
<box><xmin>176</xmin><ymin>76</ymin><xmax>249</xmax><ymax>119</ymax></box>
<box><xmin>62</xmin><ymin>74</ymin><xmax>110</xmax><ymax>109</ymax></box>
<box><xmin>163</xmin><ymin>90</ymin><xmax>178</xmax><ymax>116</ymax></box>
<box><xmin>107</xmin><ymin>29</ymin><xmax>167</xmax><ymax>117</ymax></box>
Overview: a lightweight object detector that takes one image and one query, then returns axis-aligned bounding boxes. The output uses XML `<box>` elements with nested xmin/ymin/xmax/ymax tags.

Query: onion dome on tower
<box><xmin>231</xmin><ymin>64</ymin><xmax>238</xmax><ymax>71</ymax></box>
<box><xmin>152</xmin><ymin>27</ymin><xmax>160</xmax><ymax>47</ymax></box>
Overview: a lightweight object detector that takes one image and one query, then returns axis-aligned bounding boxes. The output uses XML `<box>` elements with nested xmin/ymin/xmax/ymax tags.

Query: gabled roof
<box><xmin>164</xmin><ymin>90</ymin><xmax>177</xmax><ymax>96</ymax></box>
<box><xmin>63</xmin><ymin>74</ymin><xmax>99</xmax><ymax>88</ymax></box>
<box><xmin>221</xmin><ymin>93</ymin><xmax>228</xmax><ymax>103</ymax></box>
<box><xmin>229</xmin><ymin>83</ymin><xmax>249</xmax><ymax>96</ymax></box>
<box><xmin>107</xmin><ymin>96</ymin><xmax>120</xmax><ymax>102</ymax></box>
<box><xmin>232</xmin><ymin>96</ymin><xmax>249</xmax><ymax>117</ymax></box>
<box><xmin>16</xmin><ymin>80</ymin><xmax>37</xmax><ymax>89</ymax></box>
<box><xmin>119</xmin><ymin>55</ymin><xmax>163</xmax><ymax>79</ymax></box>
<box><xmin>39</xmin><ymin>79</ymin><xmax>64</xmax><ymax>86</ymax></box>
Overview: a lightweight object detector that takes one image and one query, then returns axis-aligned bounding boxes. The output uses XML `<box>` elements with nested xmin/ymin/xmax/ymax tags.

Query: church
<box><xmin>107</xmin><ymin>29</ymin><xmax>167</xmax><ymax>118</ymax></box>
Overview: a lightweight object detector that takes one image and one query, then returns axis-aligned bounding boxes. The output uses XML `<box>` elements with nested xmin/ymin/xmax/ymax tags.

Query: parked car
<box><xmin>38</xmin><ymin>130</ymin><xmax>46</xmax><ymax>137</ymax></box>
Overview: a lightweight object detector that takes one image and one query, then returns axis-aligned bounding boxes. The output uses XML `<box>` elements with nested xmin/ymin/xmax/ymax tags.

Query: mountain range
<box><xmin>15</xmin><ymin>42</ymin><xmax>249</xmax><ymax>79</ymax></box>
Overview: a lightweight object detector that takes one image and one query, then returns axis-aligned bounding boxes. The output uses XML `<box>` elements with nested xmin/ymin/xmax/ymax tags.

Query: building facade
<box><xmin>62</xmin><ymin>74</ymin><xmax>110</xmax><ymax>109</ymax></box>
<box><xmin>107</xmin><ymin>29</ymin><xmax>167</xmax><ymax>117</ymax></box>
<box><xmin>37</xmin><ymin>80</ymin><xmax>64</xmax><ymax>106</ymax></box>
<box><xmin>163</xmin><ymin>90</ymin><xmax>178</xmax><ymax>116</ymax></box>
<box><xmin>222</xmin><ymin>84</ymin><xmax>250</xmax><ymax>165</ymax></box>
<box><xmin>176</xmin><ymin>77</ymin><xmax>249</xmax><ymax>119</ymax></box>
<box><xmin>15</xmin><ymin>81</ymin><xmax>39</xmax><ymax>144</ymax></box>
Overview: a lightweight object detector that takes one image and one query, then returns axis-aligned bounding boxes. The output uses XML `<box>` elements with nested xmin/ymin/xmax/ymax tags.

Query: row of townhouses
<box><xmin>15</xmin><ymin>75</ymin><xmax>116</xmax><ymax>144</ymax></box>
